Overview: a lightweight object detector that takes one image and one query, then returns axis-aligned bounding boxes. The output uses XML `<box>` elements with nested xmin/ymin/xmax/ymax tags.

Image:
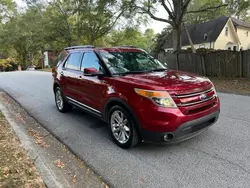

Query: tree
<box><xmin>0</xmin><ymin>0</ymin><xmax>16</xmax><ymax>23</ymax></box>
<box><xmin>130</xmin><ymin>0</ymin><xmax>227</xmax><ymax>52</ymax></box>
<box><xmin>65</xmin><ymin>0</ymin><xmax>131</xmax><ymax>45</ymax></box>
<box><xmin>0</xmin><ymin>58</ymin><xmax>16</xmax><ymax>71</ymax></box>
<box><xmin>106</xmin><ymin>27</ymin><xmax>156</xmax><ymax>51</ymax></box>
<box><xmin>153</xmin><ymin>26</ymin><xmax>172</xmax><ymax>54</ymax></box>
<box><xmin>144</xmin><ymin>28</ymin><xmax>155</xmax><ymax>52</ymax></box>
<box><xmin>184</xmin><ymin>0</ymin><xmax>227</xmax><ymax>24</ymax></box>
<box><xmin>226</xmin><ymin>0</ymin><xmax>250</xmax><ymax>20</ymax></box>
<box><xmin>0</xmin><ymin>7</ymin><xmax>45</xmax><ymax>67</ymax></box>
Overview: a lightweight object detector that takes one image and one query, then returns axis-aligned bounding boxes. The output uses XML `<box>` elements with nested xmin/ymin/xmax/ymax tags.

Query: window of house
<box><xmin>204</xmin><ymin>33</ymin><xmax>208</xmax><ymax>41</ymax></box>
<box><xmin>246</xmin><ymin>31</ymin><xmax>249</xmax><ymax>37</ymax></box>
<box><xmin>81</xmin><ymin>52</ymin><xmax>104</xmax><ymax>73</ymax></box>
<box><xmin>228</xmin><ymin>47</ymin><xmax>231</xmax><ymax>50</ymax></box>
<box><xmin>233</xmin><ymin>46</ymin><xmax>237</xmax><ymax>51</ymax></box>
<box><xmin>64</xmin><ymin>52</ymin><xmax>82</xmax><ymax>70</ymax></box>
<box><xmin>225</xmin><ymin>27</ymin><xmax>228</xmax><ymax>36</ymax></box>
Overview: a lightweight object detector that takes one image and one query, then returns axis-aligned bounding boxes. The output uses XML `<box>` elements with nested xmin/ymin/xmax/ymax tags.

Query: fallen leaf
<box><xmin>72</xmin><ymin>175</ymin><xmax>77</xmax><ymax>183</ymax></box>
<box><xmin>105</xmin><ymin>185</ymin><xmax>109</xmax><ymax>188</ymax></box>
<box><xmin>3</xmin><ymin>174</ymin><xmax>9</xmax><ymax>178</ymax></box>
<box><xmin>54</xmin><ymin>159</ymin><xmax>65</xmax><ymax>169</ymax></box>
<box><xmin>3</xmin><ymin>166</ymin><xmax>9</xmax><ymax>172</ymax></box>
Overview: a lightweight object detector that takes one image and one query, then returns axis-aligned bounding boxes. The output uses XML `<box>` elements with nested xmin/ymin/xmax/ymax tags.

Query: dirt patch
<box><xmin>210</xmin><ymin>78</ymin><xmax>250</xmax><ymax>95</ymax></box>
<box><xmin>0</xmin><ymin>112</ymin><xmax>45</xmax><ymax>188</ymax></box>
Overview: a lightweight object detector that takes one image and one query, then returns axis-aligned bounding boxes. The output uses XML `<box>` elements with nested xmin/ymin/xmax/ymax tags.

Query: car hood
<box><xmin>114</xmin><ymin>70</ymin><xmax>212</xmax><ymax>94</ymax></box>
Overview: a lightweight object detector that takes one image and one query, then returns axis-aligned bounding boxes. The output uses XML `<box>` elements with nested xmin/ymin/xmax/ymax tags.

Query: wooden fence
<box><xmin>157</xmin><ymin>50</ymin><xmax>250</xmax><ymax>78</ymax></box>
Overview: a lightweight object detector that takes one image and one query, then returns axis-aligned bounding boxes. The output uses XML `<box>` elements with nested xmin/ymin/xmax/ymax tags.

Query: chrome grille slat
<box><xmin>177</xmin><ymin>96</ymin><xmax>215</xmax><ymax>107</ymax></box>
<box><xmin>175</xmin><ymin>88</ymin><xmax>213</xmax><ymax>98</ymax></box>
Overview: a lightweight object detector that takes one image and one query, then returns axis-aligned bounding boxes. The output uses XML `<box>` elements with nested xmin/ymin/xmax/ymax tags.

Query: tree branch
<box><xmin>180</xmin><ymin>0</ymin><xmax>192</xmax><ymax>19</ymax></box>
<box><xmin>187</xmin><ymin>3</ymin><xmax>228</xmax><ymax>14</ymax></box>
<box><xmin>135</xmin><ymin>5</ymin><xmax>173</xmax><ymax>24</ymax></box>
<box><xmin>160</xmin><ymin>0</ymin><xmax>175</xmax><ymax>20</ymax></box>
<box><xmin>166</xmin><ymin>0</ymin><xmax>174</xmax><ymax>13</ymax></box>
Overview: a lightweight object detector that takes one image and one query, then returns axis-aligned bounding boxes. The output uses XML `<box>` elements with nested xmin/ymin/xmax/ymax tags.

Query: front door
<box><xmin>79</xmin><ymin>52</ymin><xmax>108</xmax><ymax>113</ymax></box>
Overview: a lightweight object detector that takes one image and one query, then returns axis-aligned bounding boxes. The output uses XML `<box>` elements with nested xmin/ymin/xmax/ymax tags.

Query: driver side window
<box><xmin>81</xmin><ymin>52</ymin><xmax>104</xmax><ymax>73</ymax></box>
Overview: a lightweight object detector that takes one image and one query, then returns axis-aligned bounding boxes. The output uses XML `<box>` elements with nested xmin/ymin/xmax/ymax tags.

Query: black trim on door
<box><xmin>66</xmin><ymin>97</ymin><xmax>103</xmax><ymax>118</ymax></box>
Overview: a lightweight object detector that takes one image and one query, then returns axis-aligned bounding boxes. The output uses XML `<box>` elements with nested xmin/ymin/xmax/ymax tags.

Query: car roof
<box><xmin>64</xmin><ymin>45</ymin><xmax>144</xmax><ymax>53</ymax></box>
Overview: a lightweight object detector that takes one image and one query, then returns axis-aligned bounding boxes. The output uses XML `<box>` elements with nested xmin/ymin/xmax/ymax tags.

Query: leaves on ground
<box><xmin>72</xmin><ymin>174</ymin><xmax>77</xmax><ymax>183</ymax></box>
<box><xmin>211</xmin><ymin>78</ymin><xmax>250</xmax><ymax>95</ymax></box>
<box><xmin>54</xmin><ymin>159</ymin><xmax>65</xmax><ymax>169</ymax></box>
<box><xmin>0</xmin><ymin>112</ymin><xmax>45</xmax><ymax>187</ymax></box>
<box><xmin>28</xmin><ymin>128</ymin><xmax>48</xmax><ymax>148</ymax></box>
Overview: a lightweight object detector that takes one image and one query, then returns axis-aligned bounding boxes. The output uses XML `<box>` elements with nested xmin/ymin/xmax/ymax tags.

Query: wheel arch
<box><xmin>104</xmin><ymin>98</ymin><xmax>142</xmax><ymax>134</ymax></box>
<box><xmin>53</xmin><ymin>81</ymin><xmax>61</xmax><ymax>93</ymax></box>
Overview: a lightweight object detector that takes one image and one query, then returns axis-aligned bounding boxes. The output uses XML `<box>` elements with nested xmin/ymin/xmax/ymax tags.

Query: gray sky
<box><xmin>142</xmin><ymin>5</ymin><xmax>168</xmax><ymax>34</ymax></box>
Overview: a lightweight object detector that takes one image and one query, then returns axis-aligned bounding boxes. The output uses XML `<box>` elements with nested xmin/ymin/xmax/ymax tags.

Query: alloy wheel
<box><xmin>55</xmin><ymin>89</ymin><xmax>64</xmax><ymax>110</ymax></box>
<box><xmin>110</xmin><ymin>110</ymin><xmax>131</xmax><ymax>144</ymax></box>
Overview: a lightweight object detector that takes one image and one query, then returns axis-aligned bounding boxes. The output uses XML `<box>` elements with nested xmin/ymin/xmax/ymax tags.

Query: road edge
<box><xmin>0</xmin><ymin>94</ymin><xmax>70</xmax><ymax>188</ymax></box>
<box><xmin>1</xmin><ymin>89</ymin><xmax>113</xmax><ymax>188</ymax></box>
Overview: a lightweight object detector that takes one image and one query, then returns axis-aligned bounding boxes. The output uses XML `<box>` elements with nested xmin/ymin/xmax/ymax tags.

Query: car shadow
<box><xmin>52</xmin><ymin>104</ymin><xmax>213</xmax><ymax>151</ymax></box>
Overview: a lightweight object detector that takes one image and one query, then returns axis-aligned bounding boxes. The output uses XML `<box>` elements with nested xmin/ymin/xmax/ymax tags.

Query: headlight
<box><xmin>211</xmin><ymin>83</ymin><xmax>217</xmax><ymax>97</ymax></box>
<box><xmin>134</xmin><ymin>88</ymin><xmax>177</xmax><ymax>108</ymax></box>
<box><xmin>212</xmin><ymin>86</ymin><xmax>217</xmax><ymax>97</ymax></box>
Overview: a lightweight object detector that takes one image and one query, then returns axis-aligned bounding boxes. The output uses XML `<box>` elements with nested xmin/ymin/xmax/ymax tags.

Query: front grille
<box><xmin>171</xmin><ymin>87</ymin><xmax>216</xmax><ymax>114</ymax></box>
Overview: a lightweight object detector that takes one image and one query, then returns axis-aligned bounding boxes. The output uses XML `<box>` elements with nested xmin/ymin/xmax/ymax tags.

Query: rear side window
<box><xmin>64</xmin><ymin>52</ymin><xmax>82</xmax><ymax>70</ymax></box>
<box><xmin>81</xmin><ymin>52</ymin><xmax>103</xmax><ymax>72</ymax></box>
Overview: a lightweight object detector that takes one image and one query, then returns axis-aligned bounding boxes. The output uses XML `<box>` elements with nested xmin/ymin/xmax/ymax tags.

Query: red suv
<box><xmin>52</xmin><ymin>45</ymin><xmax>220</xmax><ymax>148</ymax></box>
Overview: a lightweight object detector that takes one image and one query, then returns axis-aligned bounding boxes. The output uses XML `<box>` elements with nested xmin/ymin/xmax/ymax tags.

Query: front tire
<box><xmin>108</xmin><ymin>105</ymin><xmax>141</xmax><ymax>149</ymax></box>
<box><xmin>54</xmin><ymin>87</ymin><xmax>72</xmax><ymax>113</ymax></box>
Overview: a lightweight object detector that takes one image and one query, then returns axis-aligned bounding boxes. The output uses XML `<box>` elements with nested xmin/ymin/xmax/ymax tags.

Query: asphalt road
<box><xmin>1</xmin><ymin>71</ymin><xmax>250</xmax><ymax>188</ymax></box>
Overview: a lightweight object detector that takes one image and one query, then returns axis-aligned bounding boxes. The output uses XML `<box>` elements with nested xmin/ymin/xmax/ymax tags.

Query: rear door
<box><xmin>78</xmin><ymin>52</ymin><xmax>108</xmax><ymax>113</ymax></box>
<box><xmin>61</xmin><ymin>52</ymin><xmax>83</xmax><ymax>101</ymax></box>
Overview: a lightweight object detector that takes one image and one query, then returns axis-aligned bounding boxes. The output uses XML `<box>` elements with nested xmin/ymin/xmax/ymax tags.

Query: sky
<box><xmin>143</xmin><ymin>6</ymin><xmax>169</xmax><ymax>34</ymax></box>
<box><xmin>15</xmin><ymin>0</ymin><xmax>168</xmax><ymax>34</ymax></box>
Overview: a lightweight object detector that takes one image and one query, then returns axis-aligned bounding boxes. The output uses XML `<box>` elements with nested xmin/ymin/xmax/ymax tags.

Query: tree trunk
<box><xmin>89</xmin><ymin>35</ymin><xmax>95</xmax><ymax>45</ymax></box>
<box><xmin>182</xmin><ymin>22</ymin><xmax>196</xmax><ymax>53</ymax></box>
<box><xmin>172</xmin><ymin>24</ymin><xmax>182</xmax><ymax>53</ymax></box>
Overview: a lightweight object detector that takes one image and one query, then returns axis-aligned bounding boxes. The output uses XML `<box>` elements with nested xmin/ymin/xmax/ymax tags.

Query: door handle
<box><xmin>79</xmin><ymin>75</ymin><xmax>82</xmax><ymax>79</ymax></box>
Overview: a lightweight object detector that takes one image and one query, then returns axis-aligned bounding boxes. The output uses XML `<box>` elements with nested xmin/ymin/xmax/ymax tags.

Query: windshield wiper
<box><xmin>113</xmin><ymin>71</ymin><xmax>146</xmax><ymax>75</ymax></box>
<box><xmin>149</xmin><ymin>68</ymin><xmax>168</xmax><ymax>72</ymax></box>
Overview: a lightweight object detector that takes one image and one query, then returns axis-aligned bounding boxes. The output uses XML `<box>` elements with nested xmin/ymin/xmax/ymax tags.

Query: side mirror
<box><xmin>84</xmin><ymin>68</ymin><xmax>102</xmax><ymax>76</ymax></box>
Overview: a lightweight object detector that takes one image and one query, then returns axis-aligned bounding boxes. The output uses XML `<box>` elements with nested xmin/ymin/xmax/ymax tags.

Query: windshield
<box><xmin>99</xmin><ymin>50</ymin><xmax>167</xmax><ymax>75</ymax></box>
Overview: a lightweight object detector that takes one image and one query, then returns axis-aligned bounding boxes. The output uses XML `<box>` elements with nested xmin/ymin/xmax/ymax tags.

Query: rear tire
<box><xmin>54</xmin><ymin>87</ymin><xmax>72</xmax><ymax>113</ymax></box>
<box><xmin>108</xmin><ymin>105</ymin><xmax>141</xmax><ymax>149</ymax></box>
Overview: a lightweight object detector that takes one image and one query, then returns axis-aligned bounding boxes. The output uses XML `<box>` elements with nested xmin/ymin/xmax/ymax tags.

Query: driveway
<box><xmin>1</xmin><ymin>71</ymin><xmax>250</xmax><ymax>188</ymax></box>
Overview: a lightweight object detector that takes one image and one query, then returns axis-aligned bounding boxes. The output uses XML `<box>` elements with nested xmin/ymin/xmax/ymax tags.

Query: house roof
<box><xmin>164</xmin><ymin>16</ymin><xmax>229</xmax><ymax>48</ymax></box>
<box><xmin>164</xmin><ymin>16</ymin><xmax>249</xmax><ymax>49</ymax></box>
<box><xmin>231</xmin><ymin>17</ymin><xmax>250</xmax><ymax>28</ymax></box>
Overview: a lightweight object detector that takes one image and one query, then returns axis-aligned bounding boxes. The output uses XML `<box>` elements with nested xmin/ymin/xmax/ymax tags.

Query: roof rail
<box><xmin>64</xmin><ymin>45</ymin><xmax>94</xmax><ymax>50</ymax></box>
<box><xmin>113</xmin><ymin>45</ymin><xmax>137</xmax><ymax>48</ymax></box>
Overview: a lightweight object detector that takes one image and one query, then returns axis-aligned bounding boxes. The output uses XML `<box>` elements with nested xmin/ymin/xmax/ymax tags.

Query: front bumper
<box><xmin>140</xmin><ymin>111</ymin><xmax>219</xmax><ymax>143</ymax></box>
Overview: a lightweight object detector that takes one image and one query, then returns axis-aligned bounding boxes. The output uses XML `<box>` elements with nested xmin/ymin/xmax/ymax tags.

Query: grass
<box><xmin>210</xmin><ymin>77</ymin><xmax>250</xmax><ymax>95</ymax></box>
<box><xmin>39</xmin><ymin>68</ymin><xmax>52</xmax><ymax>72</ymax></box>
<box><xmin>0</xmin><ymin>112</ymin><xmax>45</xmax><ymax>187</ymax></box>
